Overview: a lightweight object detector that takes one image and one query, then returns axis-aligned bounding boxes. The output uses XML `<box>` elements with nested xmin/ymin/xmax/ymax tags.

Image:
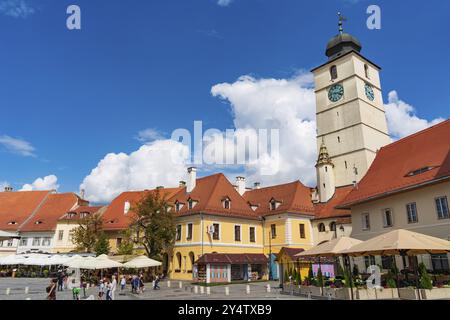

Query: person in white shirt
<box><xmin>120</xmin><ymin>276</ymin><xmax>126</xmax><ymax>292</ymax></box>
<box><xmin>110</xmin><ymin>275</ymin><xmax>117</xmax><ymax>300</ymax></box>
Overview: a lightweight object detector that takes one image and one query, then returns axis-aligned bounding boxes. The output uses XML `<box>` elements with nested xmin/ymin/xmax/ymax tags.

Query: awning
<box><xmin>195</xmin><ymin>253</ymin><xmax>268</xmax><ymax>265</ymax></box>
<box><xmin>123</xmin><ymin>256</ymin><xmax>162</xmax><ymax>268</ymax></box>
<box><xmin>296</xmin><ymin>237</ymin><xmax>363</xmax><ymax>258</ymax></box>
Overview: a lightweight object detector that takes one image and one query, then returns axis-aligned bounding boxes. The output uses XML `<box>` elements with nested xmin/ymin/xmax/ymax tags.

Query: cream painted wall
<box><xmin>351</xmin><ymin>181</ymin><xmax>450</xmax><ymax>241</ymax></box>
<box><xmin>312</xmin><ymin>219</ymin><xmax>353</xmax><ymax>244</ymax></box>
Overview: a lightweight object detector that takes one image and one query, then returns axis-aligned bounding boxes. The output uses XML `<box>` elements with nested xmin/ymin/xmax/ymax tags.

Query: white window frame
<box><xmin>20</xmin><ymin>238</ymin><xmax>28</xmax><ymax>247</ymax></box>
<box><xmin>32</xmin><ymin>237</ymin><xmax>41</xmax><ymax>246</ymax></box>
<box><xmin>42</xmin><ymin>237</ymin><xmax>51</xmax><ymax>247</ymax></box>
<box><xmin>176</xmin><ymin>224</ymin><xmax>182</xmax><ymax>241</ymax></box>
<box><xmin>362</xmin><ymin>213</ymin><xmax>370</xmax><ymax>231</ymax></box>
<box><xmin>436</xmin><ymin>196</ymin><xmax>449</xmax><ymax>220</ymax></box>
<box><xmin>212</xmin><ymin>222</ymin><xmax>221</xmax><ymax>241</ymax></box>
<box><xmin>382</xmin><ymin>208</ymin><xmax>394</xmax><ymax>228</ymax></box>
<box><xmin>406</xmin><ymin>202</ymin><xmax>418</xmax><ymax>224</ymax></box>
<box><xmin>58</xmin><ymin>230</ymin><xmax>64</xmax><ymax>241</ymax></box>
<box><xmin>7</xmin><ymin>239</ymin><xmax>13</xmax><ymax>247</ymax></box>
<box><xmin>186</xmin><ymin>222</ymin><xmax>193</xmax><ymax>241</ymax></box>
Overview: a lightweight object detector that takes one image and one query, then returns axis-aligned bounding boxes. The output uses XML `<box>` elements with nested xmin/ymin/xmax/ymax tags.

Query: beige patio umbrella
<box><xmin>295</xmin><ymin>237</ymin><xmax>363</xmax><ymax>257</ymax></box>
<box><xmin>91</xmin><ymin>254</ymin><xmax>123</xmax><ymax>269</ymax></box>
<box><xmin>123</xmin><ymin>255</ymin><xmax>162</xmax><ymax>269</ymax></box>
<box><xmin>340</xmin><ymin>229</ymin><xmax>450</xmax><ymax>256</ymax></box>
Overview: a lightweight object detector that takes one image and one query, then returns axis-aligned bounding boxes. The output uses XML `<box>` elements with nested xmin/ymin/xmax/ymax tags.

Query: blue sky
<box><xmin>0</xmin><ymin>0</ymin><xmax>449</xmax><ymax>202</ymax></box>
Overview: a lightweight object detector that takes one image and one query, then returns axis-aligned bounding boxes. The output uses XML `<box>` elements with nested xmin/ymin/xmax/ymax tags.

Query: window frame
<box><xmin>330</xmin><ymin>65</ymin><xmax>338</xmax><ymax>80</ymax></box>
<box><xmin>299</xmin><ymin>223</ymin><xmax>306</xmax><ymax>239</ymax></box>
<box><xmin>406</xmin><ymin>202</ymin><xmax>418</xmax><ymax>224</ymax></box>
<box><xmin>270</xmin><ymin>224</ymin><xmax>277</xmax><ymax>239</ymax></box>
<box><xmin>382</xmin><ymin>208</ymin><xmax>394</xmax><ymax>228</ymax></box>
<box><xmin>234</xmin><ymin>224</ymin><xmax>241</xmax><ymax>242</ymax></box>
<box><xmin>212</xmin><ymin>223</ymin><xmax>220</xmax><ymax>240</ymax></box>
<box><xmin>435</xmin><ymin>196</ymin><xmax>449</xmax><ymax>220</ymax></box>
<box><xmin>58</xmin><ymin>230</ymin><xmax>64</xmax><ymax>241</ymax></box>
<box><xmin>249</xmin><ymin>226</ymin><xmax>256</xmax><ymax>243</ymax></box>
<box><xmin>186</xmin><ymin>223</ymin><xmax>193</xmax><ymax>240</ymax></box>
<box><xmin>318</xmin><ymin>223</ymin><xmax>326</xmax><ymax>233</ymax></box>
<box><xmin>175</xmin><ymin>224</ymin><xmax>182</xmax><ymax>241</ymax></box>
<box><xmin>362</xmin><ymin>213</ymin><xmax>370</xmax><ymax>231</ymax></box>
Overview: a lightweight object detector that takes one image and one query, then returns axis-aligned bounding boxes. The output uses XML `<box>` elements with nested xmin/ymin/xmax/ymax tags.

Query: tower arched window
<box><xmin>364</xmin><ymin>64</ymin><xmax>370</xmax><ymax>78</ymax></box>
<box><xmin>330</xmin><ymin>65</ymin><xmax>338</xmax><ymax>80</ymax></box>
<box><xmin>337</xmin><ymin>136</ymin><xmax>341</xmax><ymax>143</ymax></box>
<box><xmin>330</xmin><ymin>222</ymin><xmax>336</xmax><ymax>232</ymax></box>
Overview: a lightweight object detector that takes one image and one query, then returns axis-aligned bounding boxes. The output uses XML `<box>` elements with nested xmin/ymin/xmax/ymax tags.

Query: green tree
<box><xmin>94</xmin><ymin>232</ymin><xmax>110</xmax><ymax>256</ymax></box>
<box><xmin>284</xmin><ymin>269</ymin><xmax>289</xmax><ymax>283</ymax></box>
<box><xmin>296</xmin><ymin>269</ymin><xmax>302</xmax><ymax>285</ymax></box>
<box><xmin>131</xmin><ymin>190</ymin><xmax>176</xmax><ymax>259</ymax></box>
<box><xmin>386</xmin><ymin>270</ymin><xmax>397</xmax><ymax>288</ymax></box>
<box><xmin>337</xmin><ymin>261</ymin><xmax>345</xmax><ymax>277</ymax></box>
<box><xmin>307</xmin><ymin>263</ymin><xmax>314</xmax><ymax>284</ymax></box>
<box><xmin>71</xmin><ymin>212</ymin><xmax>103</xmax><ymax>252</ymax></box>
<box><xmin>316</xmin><ymin>267</ymin><xmax>323</xmax><ymax>287</ymax></box>
<box><xmin>117</xmin><ymin>229</ymin><xmax>135</xmax><ymax>255</ymax></box>
<box><xmin>419</xmin><ymin>263</ymin><xmax>433</xmax><ymax>290</ymax></box>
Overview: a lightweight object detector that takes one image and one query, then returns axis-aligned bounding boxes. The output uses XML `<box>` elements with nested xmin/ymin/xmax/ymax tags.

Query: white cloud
<box><xmin>0</xmin><ymin>181</ymin><xmax>10</xmax><ymax>191</ymax></box>
<box><xmin>80</xmin><ymin>139</ymin><xmax>189</xmax><ymax>203</ymax></box>
<box><xmin>217</xmin><ymin>0</ymin><xmax>233</xmax><ymax>7</ymax></box>
<box><xmin>385</xmin><ymin>91</ymin><xmax>444</xmax><ymax>140</ymax></box>
<box><xmin>20</xmin><ymin>175</ymin><xmax>59</xmax><ymax>191</ymax></box>
<box><xmin>135</xmin><ymin>128</ymin><xmax>165</xmax><ymax>143</ymax></box>
<box><xmin>211</xmin><ymin>72</ymin><xmax>318</xmax><ymax>187</ymax></box>
<box><xmin>0</xmin><ymin>135</ymin><xmax>35</xmax><ymax>157</ymax></box>
<box><xmin>0</xmin><ymin>0</ymin><xmax>34</xmax><ymax>18</ymax></box>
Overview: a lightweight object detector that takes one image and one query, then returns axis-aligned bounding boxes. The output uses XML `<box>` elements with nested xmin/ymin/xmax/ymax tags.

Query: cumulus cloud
<box><xmin>217</xmin><ymin>0</ymin><xmax>233</xmax><ymax>7</ymax></box>
<box><xmin>135</xmin><ymin>128</ymin><xmax>165</xmax><ymax>143</ymax></box>
<box><xmin>0</xmin><ymin>135</ymin><xmax>35</xmax><ymax>157</ymax></box>
<box><xmin>385</xmin><ymin>91</ymin><xmax>444</xmax><ymax>140</ymax></box>
<box><xmin>80</xmin><ymin>139</ymin><xmax>189</xmax><ymax>203</ymax></box>
<box><xmin>20</xmin><ymin>175</ymin><xmax>59</xmax><ymax>191</ymax></box>
<box><xmin>0</xmin><ymin>0</ymin><xmax>34</xmax><ymax>18</ymax></box>
<box><xmin>211</xmin><ymin>72</ymin><xmax>318</xmax><ymax>187</ymax></box>
<box><xmin>0</xmin><ymin>181</ymin><xmax>10</xmax><ymax>191</ymax></box>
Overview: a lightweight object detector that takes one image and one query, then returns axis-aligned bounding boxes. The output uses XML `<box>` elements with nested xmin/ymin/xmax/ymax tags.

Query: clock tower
<box><xmin>312</xmin><ymin>14</ymin><xmax>391</xmax><ymax>201</ymax></box>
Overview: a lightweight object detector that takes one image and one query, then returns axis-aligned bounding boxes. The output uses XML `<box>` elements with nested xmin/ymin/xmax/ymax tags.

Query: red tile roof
<box><xmin>195</xmin><ymin>253</ymin><xmax>268</xmax><ymax>265</ymax></box>
<box><xmin>0</xmin><ymin>191</ymin><xmax>51</xmax><ymax>231</ymax></box>
<box><xmin>313</xmin><ymin>185</ymin><xmax>353</xmax><ymax>220</ymax></box>
<box><xmin>19</xmin><ymin>193</ymin><xmax>82</xmax><ymax>232</ymax></box>
<box><xmin>101</xmin><ymin>188</ymin><xmax>182</xmax><ymax>230</ymax></box>
<box><xmin>243</xmin><ymin>181</ymin><xmax>315</xmax><ymax>217</ymax></box>
<box><xmin>59</xmin><ymin>206</ymin><xmax>105</xmax><ymax>221</ymax></box>
<box><xmin>340</xmin><ymin>119</ymin><xmax>450</xmax><ymax>208</ymax></box>
<box><xmin>169</xmin><ymin>174</ymin><xmax>260</xmax><ymax>220</ymax></box>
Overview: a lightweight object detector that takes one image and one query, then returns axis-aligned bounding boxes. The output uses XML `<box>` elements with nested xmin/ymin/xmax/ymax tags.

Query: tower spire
<box><xmin>338</xmin><ymin>12</ymin><xmax>347</xmax><ymax>34</ymax></box>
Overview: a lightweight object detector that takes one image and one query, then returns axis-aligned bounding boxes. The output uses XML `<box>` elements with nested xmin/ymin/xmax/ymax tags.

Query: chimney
<box><xmin>179</xmin><ymin>181</ymin><xmax>186</xmax><ymax>188</ymax></box>
<box><xmin>4</xmin><ymin>186</ymin><xmax>13</xmax><ymax>192</ymax></box>
<box><xmin>235</xmin><ymin>176</ymin><xmax>246</xmax><ymax>195</ymax></box>
<box><xmin>187</xmin><ymin>167</ymin><xmax>197</xmax><ymax>193</ymax></box>
<box><xmin>253</xmin><ymin>182</ymin><xmax>261</xmax><ymax>190</ymax></box>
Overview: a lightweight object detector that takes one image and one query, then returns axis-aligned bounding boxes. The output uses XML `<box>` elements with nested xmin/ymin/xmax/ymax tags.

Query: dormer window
<box><xmin>107</xmin><ymin>219</ymin><xmax>117</xmax><ymax>224</ymax></box>
<box><xmin>222</xmin><ymin>197</ymin><xmax>231</xmax><ymax>209</ymax></box>
<box><xmin>250</xmin><ymin>205</ymin><xmax>258</xmax><ymax>211</ymax></box>
<box><xmin>269</xmin><ymin>199</ymin><xmax>281</xmax><ymax>211</ymax></box>
<box><xmin>405</xmin><ymin>166</ymin><xmax>434</xmax><ymax>177</ymax></box>
<box><xmin>124</xmin><ymin>201</ymin><xmax>131</xmax><ymax>215</ymax></box>
<box><xmin>175</xmin><ymin>201</ymin><xmax>184</xmax><ymax>212</ymax></box>
<box><xmin>35</xmin><ymin>220</ymin><xmax>43</xmax><ymax>225</ymax></box>
<box><xmin>8</xmin><ymin>221</ymin><xmax>17</xmax><ymax>225</ymax></box>
<box><xmin>79</xmin><ymin>212</ymin><xmax>90</xmax><ymax>219</ymax></box>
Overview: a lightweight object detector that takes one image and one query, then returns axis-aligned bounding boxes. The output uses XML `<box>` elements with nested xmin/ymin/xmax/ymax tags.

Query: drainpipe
<box><xmin>201</xmin><ymin>214</ymin><xmax>204</xmax><ymax>256</ymax></box>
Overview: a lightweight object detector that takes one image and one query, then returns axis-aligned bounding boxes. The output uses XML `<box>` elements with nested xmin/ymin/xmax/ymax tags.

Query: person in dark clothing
<box><xmin>46</xmin><ymin>279</ymin><xmax>57</xmax><ymax>300</ymax></box>
<box><xmin>57</xmin><ymin>272</ymin><xmax>64</xmax><ymax>291</ymax></box>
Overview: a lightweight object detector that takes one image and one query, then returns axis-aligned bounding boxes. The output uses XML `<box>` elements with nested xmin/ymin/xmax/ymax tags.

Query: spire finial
<box><xmin>338</xmin><ymin>12</ymin><xmax>347</xmax><ymax>34</ymax></box>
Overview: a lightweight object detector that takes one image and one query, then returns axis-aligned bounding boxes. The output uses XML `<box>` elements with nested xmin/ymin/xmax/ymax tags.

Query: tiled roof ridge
<box><xmin>17</xmin><ymin>190</ymin><xmax>52</xmax><ymax>231</ymax></box>
<box><xmin>381</xmin><ymin>118</ymin><xmax>449</xmax><ymax>151</ymax></box>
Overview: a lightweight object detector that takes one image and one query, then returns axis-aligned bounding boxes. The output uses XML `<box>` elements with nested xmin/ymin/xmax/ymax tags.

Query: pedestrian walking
<box><xmin>120</xmin><ymin>275</ymin><xmax>126</xmax><ymax>292</ymax></box>
<box><xmin>98</xmin><ymin>280</ymin><xmax>105</xmax><ymax>300</ymax></box>
<box><xmin>153</xmin><ymin>275</ymin><xmax>160</xmax><ymax>290</ymax></box>
<box><xmin>111</xmin><ymin>275</ymin><xmax>117</xmax><ymax>300</ymax></box>
<box><xmin>46</xmin><ymin>279</ymin><xmax>57</xmax><ymax>300</ymax></box>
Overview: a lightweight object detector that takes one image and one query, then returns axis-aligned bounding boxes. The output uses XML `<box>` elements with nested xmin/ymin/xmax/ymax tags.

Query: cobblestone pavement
<box><xmin>0</xmin><ymin>278</ymin><xmax>308</xmax><ymax>300</ymax></box>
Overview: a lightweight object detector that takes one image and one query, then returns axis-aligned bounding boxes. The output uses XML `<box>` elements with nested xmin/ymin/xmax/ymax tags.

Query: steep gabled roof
<box><xmin>59</xmin><ymin>205</ymin><xmax>105</xmax><ymax>221</ymax></box>
<box><xmin>169</xmin><ymin>173</ymin><xmax>260</xmax><ymax>220</ymax></box>
<box><xmin>243</xmin><ymin>181</ymin><xmax>315</xmax><ymax>217</ymax></box>
<box><xmin>101</xmin><ymin>188</ymin><xmax>182</xmax><ymax>230</ymax></box>
<box><xmin>314</xmin><ymin>185</ymin><xmax>353</xmax><ymax>220</ymax></box>
<box><xmin>0</xmin><ymin>191</ymin><xmax>51</xmax><ymax>231</ymax></box>
<box><xmin>340</xmin><ymin>119</ymin><xmax>450</xmax><ymax>208</ymax></box>
<box><xmin>20</xmin><ymin>193</ymin><xmax>83</xmax><ymax>232</ymax></box>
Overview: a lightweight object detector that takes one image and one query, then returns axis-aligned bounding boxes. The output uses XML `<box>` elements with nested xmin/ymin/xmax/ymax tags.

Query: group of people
<box><xmin>97</xmin><ymin>275</ymin><xmax>118</xmax><ymax>300</ymax></box>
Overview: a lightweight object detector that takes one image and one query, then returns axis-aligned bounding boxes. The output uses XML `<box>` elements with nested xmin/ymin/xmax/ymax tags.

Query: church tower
<box><xmin>312</xmin><ymin>14</ymin><xmax>391</xmax><ymax>195</ymax></box>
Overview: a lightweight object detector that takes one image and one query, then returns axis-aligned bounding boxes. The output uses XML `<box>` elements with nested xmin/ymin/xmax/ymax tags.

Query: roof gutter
<box><xmin>337</xmin><ymin>175</ymin><xmax>450</xmax><ymax>209</ymax></box>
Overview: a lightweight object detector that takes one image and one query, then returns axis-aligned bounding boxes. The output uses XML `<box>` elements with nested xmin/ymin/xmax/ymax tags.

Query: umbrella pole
<box><xmin>318</xmin><ymin>257</ymin><xmax>323</xmax><ymax>296</ymax></box>
<box><xmin>344</xmin><ymin>255</ymin><xmax>354</xmax><ymax>301</ymax></box>
<box><xmin>413</xmin><ymin>256</ymin><xmax>421</xmax><ymax>301</ymax></box>
<box><xmin>395</xmin><ymin>254</ymin><xmax>401</xmax><ymax>299</ymax></box>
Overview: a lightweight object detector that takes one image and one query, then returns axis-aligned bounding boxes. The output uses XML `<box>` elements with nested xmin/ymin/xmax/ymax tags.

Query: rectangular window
<box><xmin>42</xmin><ymin>237</ymin><xmax>51</xmax><ymax>246</ymax></box>
<box><xmin>187</xmin><ymin>223</ymin><xmax>193</xmax><ymax>240</ymax></box>
<box><xmin>364</xmin><ymin>256</ymin><xmax>376</xmax><ymax>269</ymax></box>
<box><xmin>20</xmin><ymin>238</ymin><xmax>28</xmax><ymax>247</ymax></box>
<box><xmin>270</xmin><ymin>224</ymin><xmax>277</xmax><ymax>239</ymax></box>
<box><xmin>32</xmin><ymin>238</ymin><xmax>41</xmax><ymax>246</ymax></box>
<box><xmin>58</xmin><ymin>230</ymin><xmax>64</xmax><ymax>241</ymax></box>
<box><xmin>436</xmin><ymin>196</ymin><xmax>449</xmax><ymax>219</ymax></box>
<box><xmin>234</xmin><ymin>225</ymin><xmax>241</xmax><ymax>242</ymax></box>
<box><xmin>383</xmin><ymin>209</ymin><xmax>393</xmax><ymax>227</ymax></box>
<box><xmin>176</xmin><ymin>225</ymin><xmax>182</xmax><ymax>241</ymax></box>
<box><xmin>213</xmin><ymin>223</ymin><xmax>220</xmax><ymax>240</ymax></box>
<box><xmin>362</xmin><ymin>213</ymin><xmax>370</xmax><ymax>230</ymax></box>
<box><xmin>299</xmin><ymin>224</ymin><xmax>306</xmax><ymax>239</ymax></box>
<box><xmin>249</xmin><ymin>227</ymin><xmax>256</xmax><ymax>243</ymax></box>
<box><xmin>406</xmin><ymin>203</ymin><xmax>418</xmax><ymax>223</ymax></box>
<box><xmin>381</xmin><ymin>256</ymin><xmax>394</xmax><ymax>270</ymax></box>
<box><xmin>7</xmin><ymin>239</ymin><xmax>13</xmax><ymax>247</ymax></box>
<box><xmin>116</xmin><ymin>238</ymin><xmax>122</xmax><ymax>247</ymax></box>
<box><xmin>431</xmin><ymin>254</ymin><xmax>450</xmax><ymax>272</ymax></box>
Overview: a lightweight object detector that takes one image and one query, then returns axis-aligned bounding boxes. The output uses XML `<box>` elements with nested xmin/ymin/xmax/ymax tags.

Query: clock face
<box><xmin>365</xmin><ymin>83</ymin><xmax>375</xmax><ymax>101</ymax></box>
<box><xmin>328</xmin><ymin>84</ymin><xmax>344</xmax><ymax>102</ymax></box>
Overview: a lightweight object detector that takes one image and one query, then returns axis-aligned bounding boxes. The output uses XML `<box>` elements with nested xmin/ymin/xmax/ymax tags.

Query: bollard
<box><xmin>6</xmin><ymin>288</ymin><xmax>10</xmax><ymax>295</ymax></box>
<box><xmin>167</xmin><ymin>280</ymin><xmax>171</xmax><ymax>288</ymax></box>
<box><xmin>225</xmin><ymin>286</ymin><xmax>229</xmax><ymax>296</ymax></box>
<box><xmin>206</xmin><ymin>287</ymin><xmax>210</xmax><ymax>295</ymax></box>
<box><xmin>194</xmin><ymin>286</ymin><xmax>198</xmax><ymax>294</ymax></box>
<box><xmin>246</xmin><ymin>285</ymin><xmax>250</xmax><ymax>295</ymax></box>
<box><xmin>200</xmin><ymin>286</ymin><xmax>204</xmax><ymax>294</ymax></box>
<box><xmin>328</xmin><ymin>293</ymin><xmax>332</xmax><ymax>300</ymax></box>
<box><xmin>307</xmin><ymin>291</ymin><xmax>312</xmax><ymax>300</ymax></box>
<box><xmin>179</xmin><ymin>281</ymin><xmax>183</xmax><ymax>289</ymax></box>
<box><xmin>25</xmin><ymin>287</ymin><xmax>29</xmax><ymax>294</ymax></box>
<box><xmin>266</xmin><ymin>284</ymin><xmax>271</xmax><ymax>293</ymax></box>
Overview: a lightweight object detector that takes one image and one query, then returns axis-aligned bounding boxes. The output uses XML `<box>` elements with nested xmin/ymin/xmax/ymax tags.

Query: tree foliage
<box><xmin>116</xmin><ymin>229</ymin><xmax>135</xmax><ymax>255</ymax></box>
<box><xmin>94</xmin><ymin>232</ymin><xmax>110</xmax><ymax>256</ymax></box>
<box><xmin>419</xmin><ymin>262</ymin><xmax>433</xmax><ymax>290</ymax></box>
<box><xmin>131</xmin><ymin>190</ymin><xmax>176</xmax><ymax>260</ymax></box>
<box><xmin>71</xmin><ymin>212</ymin><xmax>104</xmax><ymax>252</ymax></box>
